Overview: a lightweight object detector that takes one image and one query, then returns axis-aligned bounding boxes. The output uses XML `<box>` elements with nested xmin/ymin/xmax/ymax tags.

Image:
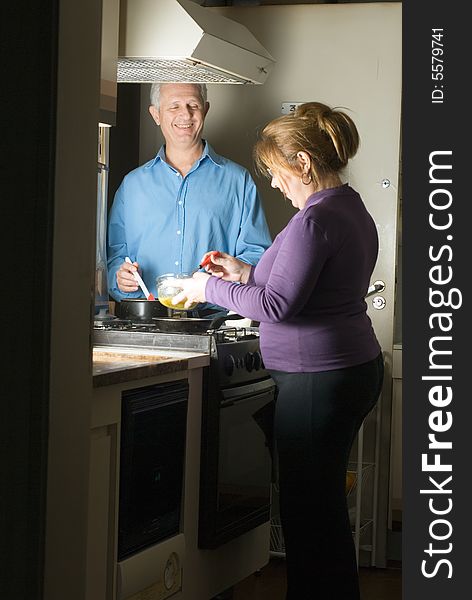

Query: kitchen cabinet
<box><xmin>86</xmin><ymin>424</ymin><xmax>117</xmax><ymax>599</ymax></box>
<box><xmin>87</xmin><ymin>348</ymin><xmax>270</xmax><ymax>600</ymax></box>
<box><xmin>86</xmin><ymin>351</ymin><xmax>207</xmax><ymax>600</ymax></box>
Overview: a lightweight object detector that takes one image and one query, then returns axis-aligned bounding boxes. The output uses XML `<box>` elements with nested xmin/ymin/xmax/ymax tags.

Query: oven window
<box><xmin>217</xmin><ymin>387</ymin><xmax>275</xmax><ymax>525</ymax></box>
<box><xmin>118</xmin><ymin>381</ymin><xmax>188</xmax><ymax>560</ymax></box>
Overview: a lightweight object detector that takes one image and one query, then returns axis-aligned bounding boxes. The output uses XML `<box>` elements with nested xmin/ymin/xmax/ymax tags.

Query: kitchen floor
<box><xmin>231</xmin><ymin>558</ymin><xmax>402</xmax><ymax>600</ymax></box>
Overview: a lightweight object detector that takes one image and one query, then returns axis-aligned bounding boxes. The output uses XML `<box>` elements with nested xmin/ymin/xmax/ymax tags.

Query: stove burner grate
<box><xmin>213</xmin><ymin>326</ymin><xmax>259</xmax><ymax>343</ymax></box>
<box><xmin>93</xmin><ymin>319</ymin><xmax>260</xmax><ymax>342</ymax></box>
<box><xmin>94</xmin><ymin>318</ymin><xmax>157</xmax><ymax>331</ymax></box>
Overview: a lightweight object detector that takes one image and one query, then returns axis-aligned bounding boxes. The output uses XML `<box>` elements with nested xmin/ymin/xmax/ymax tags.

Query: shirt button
<box><xmin>176</xmin><ymin>230</ymin><xmax>181</xmax><ymax>235</ymax></box>
<box><xmin>178</xmin><ymin>201</ymin><xmax>183</xmax><ymax>205</ymax></box>
<box><xmin>175</xmin><ymin>261</ymin><xmax>179</xmax><ymax>266</ymax></box>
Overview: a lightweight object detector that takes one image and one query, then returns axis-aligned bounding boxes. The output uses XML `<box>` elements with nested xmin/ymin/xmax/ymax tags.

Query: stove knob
<box><xmin>245</xmin><ymin>352</ymin><xmax>255</xmax><ymax>372</ymax></box>
<box><xmin>224</xmin><ymin>354</ymin><xmax>236</xmax><ymax>376</ymax></box>
<box><xmin>253</xmin><ymin>351</ymin><xmax>262</xmax><ymax>371</ymax></box>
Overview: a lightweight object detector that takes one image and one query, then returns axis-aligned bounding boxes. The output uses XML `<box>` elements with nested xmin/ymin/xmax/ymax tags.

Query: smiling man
<box><xmin>107</xmin><ymin>83</ymin><xmax>271</xmax><ymax>304</ymax></box>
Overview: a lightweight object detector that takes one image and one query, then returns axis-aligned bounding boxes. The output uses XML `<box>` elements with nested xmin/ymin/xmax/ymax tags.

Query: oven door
<box><xmin>199</xmin><ymin>377</ymin><xmax>276</xmax><ymax>549</ymax></box>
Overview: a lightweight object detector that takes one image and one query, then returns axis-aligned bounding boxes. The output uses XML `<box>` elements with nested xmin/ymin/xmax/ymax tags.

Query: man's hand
<box><xmin>117</xmin><ymin>260</ymin><xmax>140</xmax><ymax>293</ymax></box>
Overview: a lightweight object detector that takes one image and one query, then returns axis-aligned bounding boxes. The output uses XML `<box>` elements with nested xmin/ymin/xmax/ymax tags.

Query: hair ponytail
<box><xmin>254</xmin><ymin>101</ymin><xmax>359</xmax><ymax>188</ymax></box>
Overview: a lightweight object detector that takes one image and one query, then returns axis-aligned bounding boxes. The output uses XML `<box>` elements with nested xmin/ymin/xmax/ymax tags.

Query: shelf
<box><xmin>346</xmin><ymin>461</ymin><xmax>375</xmax><ymax>507</ymax></box>
<box><xmin>269</xmin><ymin>516</ymin><xmax>285</xmax><ymax>556</ymax></box>
<box><xmin>349</xmin><ymin>513</ymin><xmax>373</xmax><ymax>533</ymax></box>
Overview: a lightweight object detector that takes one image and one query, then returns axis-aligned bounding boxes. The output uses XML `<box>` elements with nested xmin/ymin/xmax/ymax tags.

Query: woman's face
<box><xmin>269</xmin><ymin>166</ymin><xmax>312</xmax><ymax>209</ymax></box>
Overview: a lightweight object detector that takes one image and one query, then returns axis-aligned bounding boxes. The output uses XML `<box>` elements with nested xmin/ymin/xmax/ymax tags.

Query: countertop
<box><xmin>93</xmin><ymin>346</ymin><xmax>210</xmax><ymax>387</ymax></box>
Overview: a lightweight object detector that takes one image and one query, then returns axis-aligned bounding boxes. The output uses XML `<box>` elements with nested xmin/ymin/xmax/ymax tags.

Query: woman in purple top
<box><xmin>174</xmin><ymin>102</ymin><xmax>384</xmax><ymax>599</ymax></box>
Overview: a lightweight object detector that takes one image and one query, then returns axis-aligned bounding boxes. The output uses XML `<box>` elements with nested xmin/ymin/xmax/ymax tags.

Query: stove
<box><xmin>93</xmin><ymin>318</ymin><xmax>269</xmax><ymax>387</ymax></box>
<box><xmin>94</xmin><ymin>317</ymin><xmax>276</xmax><ymax>550</ymax></box>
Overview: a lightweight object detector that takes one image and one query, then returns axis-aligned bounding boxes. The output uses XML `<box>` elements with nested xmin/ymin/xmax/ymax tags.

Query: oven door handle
<box><xmin>221</xmin><ymin>393</ymin><xmax>268</xmax><ymax>408</ymax></box>
<box><xmin>220</xmin><ymin>378</ymin><xmax>276</xmax><ymax>406</ymax></box>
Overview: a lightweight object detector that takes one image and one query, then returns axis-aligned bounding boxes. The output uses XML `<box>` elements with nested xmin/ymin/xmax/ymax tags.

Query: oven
<box><xmin>118</xmin><ymin>380</ymin><xmax>189</xmax><ymax>560</ymax></box>
<box><xmin>93</xmin><ymin>318</ymin><xmax>276</xmax><ymax>553</ymax></box>
<box><xmin>198</xmin><ymin>372</ymin><xmax>276</xmax><ymax>549</ymax></box>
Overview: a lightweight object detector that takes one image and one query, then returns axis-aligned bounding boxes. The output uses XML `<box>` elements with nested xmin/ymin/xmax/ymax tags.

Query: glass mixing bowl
<box><xmin>156</xmin><ymin>273</ymin><xmax>199</xmax><ymax>311</ymax></box>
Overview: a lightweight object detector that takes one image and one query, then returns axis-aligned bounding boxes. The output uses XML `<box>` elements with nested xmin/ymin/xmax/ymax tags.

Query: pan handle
<box><xmin>208</xmin><ymin>313</ymin><xmax>245</xmax><ymax>330</ymax></box>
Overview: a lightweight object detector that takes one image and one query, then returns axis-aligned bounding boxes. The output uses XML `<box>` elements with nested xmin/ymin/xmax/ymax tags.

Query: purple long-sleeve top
<box><xmin>205</xmin><ymin>184</ymin><xmax>381</xmax><ymax>372</ymax></box>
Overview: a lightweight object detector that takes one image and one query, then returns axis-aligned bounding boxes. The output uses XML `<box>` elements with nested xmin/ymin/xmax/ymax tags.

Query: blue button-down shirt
<box><xmin>107</xmin><ymin>142</ymin><xmax>271</xmax><ymax>301</ymax></box>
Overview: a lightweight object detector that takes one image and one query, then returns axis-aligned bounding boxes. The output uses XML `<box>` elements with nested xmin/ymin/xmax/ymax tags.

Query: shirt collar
<box><xmin>305</xmin><ymin>183</ymin><xmax>350</xmax><ymax>208</ymax></box>
<box><xmin>203</xmin><ymin>141</ymin><xmax>224</xmax><ymax>167</ymax></box>
<box><xmin>145</xmin><ymin>140</ymin><xmax>224</xmax><ymax>170</ymax></box>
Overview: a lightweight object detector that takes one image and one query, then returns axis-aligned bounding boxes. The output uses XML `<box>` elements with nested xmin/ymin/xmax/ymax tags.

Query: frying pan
<box><xmin>151</xmin><ymin>312</ymin><xmax>245</xmax><ymax>334</ymax></box>
<box><xmin>115</xmin><ymin>298</ymin><xmax>168</xmax><ymax>321</ymax></box>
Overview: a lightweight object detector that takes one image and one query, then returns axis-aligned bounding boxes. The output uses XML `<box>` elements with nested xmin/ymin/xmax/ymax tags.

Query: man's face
<box><xmin>149</xmin><ymin>84</ymin><xmax>209</xmax><ymax>148</ymax></box>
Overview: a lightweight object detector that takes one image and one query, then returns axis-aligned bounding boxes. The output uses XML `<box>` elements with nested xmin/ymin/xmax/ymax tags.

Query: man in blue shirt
<box><xmin>107</xmin><ymin>82</ymin><xmax>271</xmax><ymax>303</ymax></box>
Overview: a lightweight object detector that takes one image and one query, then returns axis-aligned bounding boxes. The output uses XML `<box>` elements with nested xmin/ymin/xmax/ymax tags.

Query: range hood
<box><xmin>118</xmin><ymin>0</ymin><xmax>275</xmax><ymax>84</ymax></box>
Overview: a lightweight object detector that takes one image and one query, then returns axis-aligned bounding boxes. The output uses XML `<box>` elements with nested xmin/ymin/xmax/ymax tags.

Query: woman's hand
<box><xmin>201</xmin><ymin>251</ymin><xmax>252</xmax><ymax>284</ymax></box>
<box><xmin>171</xmin><ymin>272</ymin><xmax>210</xmax><ymax>310</ymax></box>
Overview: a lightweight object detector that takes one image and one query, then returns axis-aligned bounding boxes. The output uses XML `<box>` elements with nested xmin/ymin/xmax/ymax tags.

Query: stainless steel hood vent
<box><xmin>118</xmin><ymin>0</ymin><xmax>275</xmax><ymax>84</ymax></box>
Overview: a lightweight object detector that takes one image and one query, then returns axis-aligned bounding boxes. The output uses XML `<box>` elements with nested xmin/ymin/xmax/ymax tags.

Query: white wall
<box><xmin>139</xmin><ymin>2</ymin><xmax>402</xmax><ymax>354</ymax></box>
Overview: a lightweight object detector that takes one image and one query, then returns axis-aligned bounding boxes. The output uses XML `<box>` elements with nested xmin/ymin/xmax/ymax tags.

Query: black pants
<box><xmin>269</xmin><ymin>353</ymin><xmax>384</xmax><ymax>600</ymax></box>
